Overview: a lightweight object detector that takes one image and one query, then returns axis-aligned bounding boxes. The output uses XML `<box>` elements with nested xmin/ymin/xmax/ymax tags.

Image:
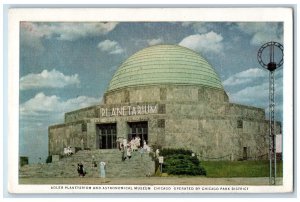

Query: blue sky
<box><xmin>19</xmin><ymin>22</ymin><xmax>283</xmax><ymax>163</ymax></box>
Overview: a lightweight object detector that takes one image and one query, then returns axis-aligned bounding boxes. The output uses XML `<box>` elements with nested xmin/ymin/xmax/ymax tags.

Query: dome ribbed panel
<box><xmin>107</xmin><ymin>45</ymin><xmax>223</xmax><ymax>91</ymax></box>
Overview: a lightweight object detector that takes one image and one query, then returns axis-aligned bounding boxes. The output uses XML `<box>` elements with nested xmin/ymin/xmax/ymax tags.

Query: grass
<box><xmin>201</xmin><ymin>160</ymin><xmax>283</xmax><ymax>178</ymax></box>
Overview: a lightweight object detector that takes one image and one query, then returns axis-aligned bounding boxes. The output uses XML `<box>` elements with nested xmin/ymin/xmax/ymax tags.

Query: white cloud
<box><xmin>236</xmin><ymin>22</ymin><xmax>283</xmax><ymax>45</ymax></box>
<box><xmin>97</xmin><ymin>39</ymin><xmax>125</xmax><ymax>54</ymax></box>
<box><xmin>230</xmin><ymin>81</ymin><xmax>283</xmax><ymax>122</ymax></box>
<box><xmin>20</xmin><ymin>92</ymin><xmax>100</xmax><ymax>117</ymax></box>
<box><xmin>223</xmin><ymin>68</ymin><xmax>267</xmax><ymax>86</ymax></box>
<box><xmin>179</xmin><ymin>31</ymin><xmax>223</xmax><ymax>54</ymax></box>
<box><xmin>20</xmin><ymin>69</ymin><xmax>80</xmax><ymax>90</ymax></box>
<box><xmin>229</xmin><ymin>77</ymin><xmax>283</xmax><ymax>105</ymax></box>
<box><xmin>20</xmin><ymin>27</ymin><xmax>45</xmax><ymax>52</ymax></box>
<box><xmin>20</xmin><ymin>93</ymin><xmax>101</xmax><ymax>163</ymax></box>
<box><xmin>181</xmin><ymin>22</ymin><xmax>213</xmax><ymax>34</ymax></box>
<box><xmin>20</xmin><ymin>22</ymin><xmax>119</xmax><ymax>41</ymax></box>
<box><xmin>147</xmin><ymin>38</ymin><xmax>164</xmax><ymax>46</ymax></box>
<box><xmin>226</xmin><ymin>68</ymin><xmax>283</xmax><ymax>122</ymax></box>
<box><xmin>230</xmin><ymin>83</ymin><xmax>268</xmax><ymax>104</ymax></box>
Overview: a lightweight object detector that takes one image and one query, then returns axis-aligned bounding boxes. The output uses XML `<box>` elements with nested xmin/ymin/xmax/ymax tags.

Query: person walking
<box><xmin>155</xmin><ymin>149</ymin><xmax>160</xmax><ymax>159</ymax></box>
<box><xmin>123</xmin><ymin>137</ymin><xmax>128</xmax><ymax>151</ymax></box>
<box><xmin>80</xmin><ymin>138</ymin><xmax>84</xmax><ymax>150</ymax></box>
<box><xmin>127</xmin><ymin>145</ymin><xmax>132</xmax><ymax>159</ymax></box>
<box><xmin>77</xmin><ymin>163</ymin><xmax>86</xmax><ymax>177</ymax></box>
<box><xmin>122</xmin><ymin>137</ymin><xmax>128</xmax><ymax>160</ymax></box>
<box><xmin>120</xmin><ymin>144</ymin><xmax>125</xmax><ymax>161</ymax></box>
<box><xmin>99</xmin><ymin>161</ymin><xmax>106</xmax><ymax>183</ymax></box>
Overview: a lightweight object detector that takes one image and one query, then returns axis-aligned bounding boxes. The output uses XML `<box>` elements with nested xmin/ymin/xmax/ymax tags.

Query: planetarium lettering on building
<box><xmin>100</xmin><ymin>104</ymin><xmax>158</xmax><ymax>117</ymax></box>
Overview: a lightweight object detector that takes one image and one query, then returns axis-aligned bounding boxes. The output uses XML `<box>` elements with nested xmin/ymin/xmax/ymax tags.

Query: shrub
<box><xmin>46</xmin><ymin>156</ymin><xmax>52</xmax><ymax>163</ymax></box>
<box><xmin>161</xmin><ymin>149</ymin><xmax>206</xmax><ymax>176</ymax></box>
<box><xmin>160</xmin><ymin>148</ymin><xmax>193</xmax><ymax>156</ymax></box>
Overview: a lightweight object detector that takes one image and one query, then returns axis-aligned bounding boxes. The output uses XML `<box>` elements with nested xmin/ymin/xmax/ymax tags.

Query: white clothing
<box><xmin>127</xmin><ymin>147</ymin><xmax>132</xmax><ymax>156</ymax></box>
<box><xmin>123</xmin><ymin>138</ymin><xmax>127</xmax><ymax>147</ymax></box>
<box><xmin>156</xmin><ymin>149</ymin><xmax>160</xmax><ymax>157</ymax></box>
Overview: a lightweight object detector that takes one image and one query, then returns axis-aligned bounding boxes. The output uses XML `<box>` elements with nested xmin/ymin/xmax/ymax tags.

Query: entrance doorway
<box><xmin>128</xmin><ymin>121</ymin><xmax>148</xmax><ymax>147</ymax></box>
<box><xmin>97</xmin><ymin>123</ymin><xmax>117</xmax><ymax>149</ymax></box>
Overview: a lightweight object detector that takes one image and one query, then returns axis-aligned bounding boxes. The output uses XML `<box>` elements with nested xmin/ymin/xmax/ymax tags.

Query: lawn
<box><xmin>201</xmin><ymin>160</ymin><xmax>283</xmax><ymax>178</ymax></box>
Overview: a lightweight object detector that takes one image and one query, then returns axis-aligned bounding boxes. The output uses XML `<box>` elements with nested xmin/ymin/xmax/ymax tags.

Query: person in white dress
<box><xmin>116</xmin><ymin>137</ymin><xmax>123</xmax><ymax>150</ymax></box>
<box><xmin>143</xmin><ymin>140</ymin><xmax>151</xmax><ymax>152</ymax></box>
<box><xmin>155</xmin><ymin>149</ymin><xmax>160</xmax><ymax>158</ymax></box>
<box><xmin>135</xmin><ymin>136</ymin><xmax>141</xmax><ymax>148</ymax></box>
<box><xmin>122</xmin><ymin>137</ymin><xmax>128</xmax><ymax>159</ymax></box>
<box><xmin>123</xmin><ymin>138</ymin><xmax>127</xmax><ymax>150</ymax></box>
<box><xmin>99</xmin><ymin>161</ymin><xmax>106</xmax><ymax>183</ymax></box>
<box><xmin>130</xmin><ymin>137</ymin><xmax>137</xmax><ymax>151</ymax></box>
<box><xmin>127</xmin><ymin>145</ymin><xmax>132</xmax><ymax>159</ymax></box>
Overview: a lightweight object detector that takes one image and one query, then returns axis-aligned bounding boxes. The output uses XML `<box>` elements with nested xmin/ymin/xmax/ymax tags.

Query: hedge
<box><xmin>161</xmin><ymin>149</ymin><xmax>206</xmax><ymax>176</ymax></box>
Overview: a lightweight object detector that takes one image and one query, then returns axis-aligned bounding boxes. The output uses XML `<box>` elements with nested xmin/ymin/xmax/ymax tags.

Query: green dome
<box><xmin>107</xmin><ymin>45</ymin><xmax>223</xmax><ymax>91</ymax></box>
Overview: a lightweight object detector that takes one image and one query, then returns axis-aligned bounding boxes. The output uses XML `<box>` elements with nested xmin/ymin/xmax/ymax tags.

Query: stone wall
<box><xmin>164</xmin><ymin>118</ymin><xmax>269</xmax><ymax>160</ymax></box>
<box><xmin>166</xmin><ymin>86</ymin><xmax>198</xmax><ymax>102</ymax></box>
<box><xmin>104</xmin><ymin>84</ymin><xmax>228</xmax><ymax>105</ymax></box>
<box><xmin>227</xmin><ymin>103</ymin><xmax>265</xmax><ymax>120</ymax></box>
<box><xmin>49</xmin><ymin>84</ymin><xmax>273</xmax><ymax>161</ymax></box>
<box><xmin>65</xmin><ymin>106</ymin><xmax>99</xmax><ymax>123</ymax></box>
<box><xmin>129</xmin><ymin>87</ymin><xmax>160</xmax><ymax>103</ymax></box>
<box><xmin>104</xmin><ymin>89</ymin><xmax>129</xmax><ymax>104</ymax></box>
<box><xmin>49</xmin><ymin>121</ymin><xmax>88</xmax><ymax>155</ymax></box>
<box><xmin>199</xmin><ymin>86</ymin><xmax>229</xmax><ymax>103</ymax></box>
<box><xmin>86</xmin><ymin>121</ymin><xmax>97</xmax><ymax>150</ymax></box>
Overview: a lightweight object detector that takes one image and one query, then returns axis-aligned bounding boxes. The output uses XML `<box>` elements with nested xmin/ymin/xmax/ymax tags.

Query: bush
<box><xmin>161</xmin><ymin>149</ymin><xmax>206</xmax><ymax>176</ymax></box>
<box><xmin>160</xmin><ymin>148</ymin><xmax>193</xmax><ymax>156</ymax></box>
<box><xmin>46</xmin><ymin>156</ymin><xmax>52</xmax><ymax>163</ymax></box>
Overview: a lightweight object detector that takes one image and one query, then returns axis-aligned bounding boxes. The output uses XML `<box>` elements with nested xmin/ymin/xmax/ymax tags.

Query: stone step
<box><xmin>20</xmin><ymin>149</ymin><xmax>155</xmax><ymax>178</ymax></box>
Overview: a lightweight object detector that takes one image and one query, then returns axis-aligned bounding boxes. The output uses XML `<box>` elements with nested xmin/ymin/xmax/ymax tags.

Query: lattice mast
<box><xmin>257</xmin><ymin>41</ymin><xmax>283</xmax><ymax>185</ymax></box>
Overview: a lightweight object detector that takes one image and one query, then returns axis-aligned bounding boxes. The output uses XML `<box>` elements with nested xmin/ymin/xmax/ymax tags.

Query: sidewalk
<box><xmin>19</xmin><ymin>176</ymin><xmax>283</xmax><ymax>185</ymax></box>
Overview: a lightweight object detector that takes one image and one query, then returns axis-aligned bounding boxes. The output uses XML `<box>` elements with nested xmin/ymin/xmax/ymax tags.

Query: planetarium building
<box><xmin>49</xmin><ymin>45</ymin><xmax>273</xmax><ymax>161</ymax></box>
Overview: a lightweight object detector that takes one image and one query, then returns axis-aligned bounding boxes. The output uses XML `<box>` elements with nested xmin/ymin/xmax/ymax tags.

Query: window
<box><xmin>97</xmin><ymin>123</ymin><xmax>117</xmax><ymax>149</ymax></box>
<box><xmin>157</xmin><ymin>119</ymin><xmax>165</xmax><ymax>128</ymax></box>
<box><xmin>128</xmin><ymin>121</ymin><xmax>148</xmax><ymax>147</ymax></box>
<box><xmin>158</xmin><ymin>104</ymin><xmax>166</xmax><ymax>114</ymax></box>
<box><xmin>82</xmin><ymin>123</ymin><xmax>87</xmax><ymax>132</ymax></box>
<box><xmin>237</xmin><ymin>120</ymin><xmax>243</xmax><ymax>128</ymax></box>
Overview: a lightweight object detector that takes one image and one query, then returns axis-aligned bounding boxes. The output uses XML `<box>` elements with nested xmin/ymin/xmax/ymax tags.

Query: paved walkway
<box><xmin>19</xmin><ymin>176</ymin><xmax>283</xmax><ymax>185</ymax></box>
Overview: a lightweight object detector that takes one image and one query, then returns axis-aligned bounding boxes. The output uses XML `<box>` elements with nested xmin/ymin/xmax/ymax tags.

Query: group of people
<box><xmin>75</xmin><ymin>136</ymin><xmax>153</xmax><ymax>181</ymax></box>
<box><xmin>117</xmin><ymin>136</ymin><xmax>151</xmax><ymax>161</ymax></box>
<box><xmin>64</xmin><ymin>146</ymin><xmax>74</xmax><ymax>156</ymax></box>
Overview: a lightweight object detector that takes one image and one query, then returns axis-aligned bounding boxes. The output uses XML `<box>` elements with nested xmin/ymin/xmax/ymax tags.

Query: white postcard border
<box><xmin>8</xmin><ymin>8</ymin><xmax>294</xmax><ymax>194</ymax></box>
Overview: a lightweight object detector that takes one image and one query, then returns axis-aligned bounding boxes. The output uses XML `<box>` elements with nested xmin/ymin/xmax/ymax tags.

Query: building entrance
<box><xmin>97</xmin><ymin>123</ymin><xmax>117</xmax><ymax>149</ymax></box>
<box><xmin>128</xmin><ymin>121</ymin><xmax>148</xmax><ymax>147</ymax></box>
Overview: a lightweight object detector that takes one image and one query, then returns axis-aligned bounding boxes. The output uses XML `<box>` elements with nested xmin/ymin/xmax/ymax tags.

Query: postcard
<box><xmin>7</xmin><ymin>8</ymin><xmax>293</xmax><ymax>194</ymax></box>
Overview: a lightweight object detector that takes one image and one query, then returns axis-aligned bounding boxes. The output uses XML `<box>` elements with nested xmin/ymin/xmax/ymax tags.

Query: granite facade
<box><xmin>49</xmin><ymin>84</ymin><xmax>277</xmax><ymax>161</ymax></box>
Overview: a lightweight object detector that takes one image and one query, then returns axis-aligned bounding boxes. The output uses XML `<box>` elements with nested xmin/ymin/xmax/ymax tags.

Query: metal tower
<box><xmin>257</xmin><ymin>41</ymin><xmax>283</xmax><ymax>185</ymax></box>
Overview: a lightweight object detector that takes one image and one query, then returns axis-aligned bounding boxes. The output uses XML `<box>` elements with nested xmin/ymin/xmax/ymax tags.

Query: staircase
<box><xmin>19</xmin><ymin>149</ymin><xmax>155</xmax><ymax>178</ymax></box>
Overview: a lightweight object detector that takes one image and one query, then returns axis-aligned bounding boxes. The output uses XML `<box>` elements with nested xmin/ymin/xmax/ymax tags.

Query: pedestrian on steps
<box><xmin>127</xmin><ymin>145</ymin><xmax>132</xmax><ymax>159</ymax></box>
<box><xmin>121</xmin><ymin>144</ymin><xmax>127</xmax><ymax>161</ymax></box>
<box><xmin>77</xmin><ymin>163</ymin><xmax>86</xmax><ymax>177</ymax></box>
<box><xmin>99</xmin><ymin>161</ymin><xmax>106</xmax><ymax>183</ymax></box>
